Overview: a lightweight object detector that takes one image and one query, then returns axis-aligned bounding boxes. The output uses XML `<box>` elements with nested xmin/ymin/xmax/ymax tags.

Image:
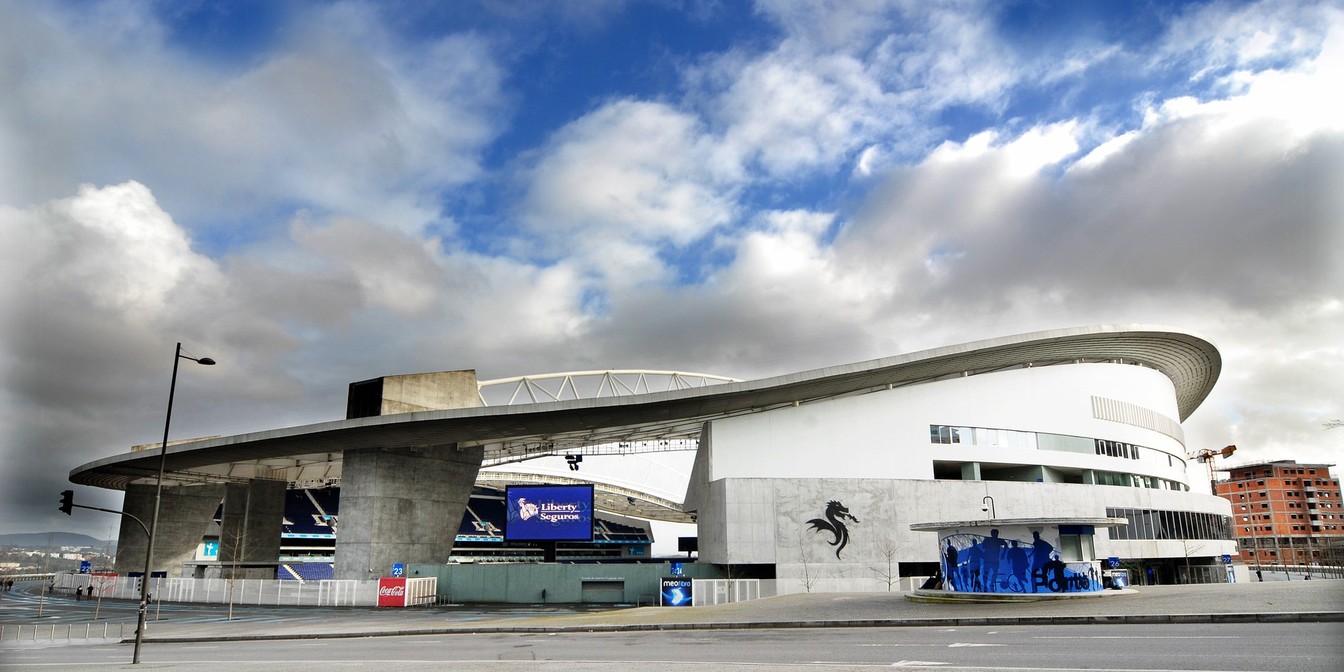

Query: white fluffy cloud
<box><xmin>520</xmin><ymin>99</ymin><xmax>739</xmax><ymax>284</ymax></box>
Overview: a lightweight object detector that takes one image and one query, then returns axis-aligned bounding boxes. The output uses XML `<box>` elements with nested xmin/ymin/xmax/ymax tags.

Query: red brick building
<box><xmin>1215</xmin><ymin>460</ymin><xmax>1344</xmax><ymax>571</ymax></box>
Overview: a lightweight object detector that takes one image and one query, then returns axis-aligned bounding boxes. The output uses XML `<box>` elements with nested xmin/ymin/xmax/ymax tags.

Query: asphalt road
<box><xmin>3</xmin><ymin>622</ymin><xmax>1342</xmax><ymax>672</ymax></box>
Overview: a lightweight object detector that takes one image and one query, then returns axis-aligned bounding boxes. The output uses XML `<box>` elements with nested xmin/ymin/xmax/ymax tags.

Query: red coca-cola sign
<box><xmin>377</xmin><ymin>577</ymin><xmax>407</xmax><ymax>607</ymax></box>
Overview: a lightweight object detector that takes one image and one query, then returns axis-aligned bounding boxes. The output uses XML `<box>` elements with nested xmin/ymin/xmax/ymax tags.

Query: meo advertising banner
<box><xmin>505</xmin><ymin>484</ymin><xmax>594</xmax><ymax>541</ymax></box>
<box><xmin>377</xmin><ymin>577</ymin><xmax>407</xmax><ymax>607</ymax></box>
<box><xmin>660</xmin><ymin>577</ymin><xmax>693</xmax><ymax>607</ymax></box>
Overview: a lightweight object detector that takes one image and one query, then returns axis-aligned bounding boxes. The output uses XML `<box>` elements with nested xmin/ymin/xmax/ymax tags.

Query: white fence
<box><xmin>54</xmin><ymin>572</ymin><xmax>381</xmax><ymax>607</ymax></box>
<box><xmin>0</xmin><ymin>622</ymin><xmax>132</xmax><ymax>643</ymax></box>
<box><xmin>401</xmin><ymin>577</ymin><xmax>438</xmax><ymax>606</ymax></box>
<box><xmin>692</xmin><ymin>578</ymin><xmax>775</xmax><ymax>606</ymax></box>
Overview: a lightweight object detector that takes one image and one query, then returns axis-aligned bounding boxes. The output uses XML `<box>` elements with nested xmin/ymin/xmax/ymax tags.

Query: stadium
<box><xmin>70</xmin><ymin>324</ymin><xmax>1238</xmax><ymax>597</ymax></box>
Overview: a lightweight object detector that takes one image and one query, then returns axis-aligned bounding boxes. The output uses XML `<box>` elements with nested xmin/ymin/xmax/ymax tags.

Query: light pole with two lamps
<box><xmin>133</xmin><ymin>342</ymin><xmax>214</xmax><ymax>665</ymax></box>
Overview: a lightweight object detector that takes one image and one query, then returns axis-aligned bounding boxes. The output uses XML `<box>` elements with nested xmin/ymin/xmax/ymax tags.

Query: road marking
<box><xmin>948</xmin><ymin>642</ymin><xmax>1004</xmax><ymax>647</ymax></box>
<box><xmin>1034</xmin><ymin>636</ymin><xmax>1243</xmax><ymax>640</ymax></box>
<box><xmin>891</xmin><ymin>660</ymin><xmax>951</xmax><ymax>667</ymax></box>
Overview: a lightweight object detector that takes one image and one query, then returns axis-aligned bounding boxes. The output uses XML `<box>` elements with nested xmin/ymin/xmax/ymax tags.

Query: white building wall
<box><xmin>693</xmin><ymin>362</ymin><xmax>1234</xmax><ymax>592</ymax></box>
<box><xmin>707</xmin><ymin>363</ymin><xmax>1189</xmax><ymax>484</ymax></box>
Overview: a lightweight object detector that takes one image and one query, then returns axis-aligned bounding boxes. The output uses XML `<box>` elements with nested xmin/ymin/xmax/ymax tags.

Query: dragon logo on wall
<box><xmin>807</xmin><ymin>500</ymin><xmax>860</xmax><ymax>559</ymax></box>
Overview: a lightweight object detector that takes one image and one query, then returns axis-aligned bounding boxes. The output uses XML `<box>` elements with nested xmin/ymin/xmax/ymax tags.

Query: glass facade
<box><xmin>1105</xmin><ymin>507</ymin><xmax>1233</xmax><ymax>541</ymax></box>
<box><xmin>930</xmin><ymin>424</ymin><xmax>1187</xmax><ymax>491</ymax></box>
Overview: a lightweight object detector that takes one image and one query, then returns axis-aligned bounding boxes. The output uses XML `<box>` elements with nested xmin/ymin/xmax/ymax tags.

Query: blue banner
<box><xmin>504</xmin><ymin>484</ymin><xmax>594</xmax><ymax>541</ymax></box>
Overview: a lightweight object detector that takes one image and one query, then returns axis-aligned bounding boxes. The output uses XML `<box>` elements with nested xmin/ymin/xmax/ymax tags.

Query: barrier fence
<box><xmin>0</xmin><ymin>622</ymin><xmax>130</xmax><ymax>642</ymax></box>
<box><xmin>52</xmin><ymin>572</ymin><xmax>381</xmax><ymax>607</ymax></box>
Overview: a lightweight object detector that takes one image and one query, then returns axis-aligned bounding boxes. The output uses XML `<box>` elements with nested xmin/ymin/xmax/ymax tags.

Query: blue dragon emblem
<box><xmin>807</xmin><ymin>500</ymin><xmax>860</xmax><ymax>559</ymax></box>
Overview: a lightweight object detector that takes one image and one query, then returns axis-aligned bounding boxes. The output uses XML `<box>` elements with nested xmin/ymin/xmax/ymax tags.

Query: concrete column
<box><xmin>334</xmin><ymin>444</ymin><xmax>485</xmax><ymax>580</ymax></box>
<box><xmin>961</xmin><ymin>462</ymin><xmax>982</xmax><ymax>481</ymax></box>
<box><xmin>219</xmin><ymin>480</ymin><xmax>286</xmax><ymax>579</ymax></box>
<box><xmin>115</xmin><ymin>483</ymin><xmax>226</xmax><ymax>576</ymax></box>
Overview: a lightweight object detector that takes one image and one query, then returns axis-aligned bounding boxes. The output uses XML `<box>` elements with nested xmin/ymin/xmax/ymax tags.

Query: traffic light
<box><xmin>59</xmin><ymin>490</ymin><xmax>74</xmax><ymax>515</ymax></box>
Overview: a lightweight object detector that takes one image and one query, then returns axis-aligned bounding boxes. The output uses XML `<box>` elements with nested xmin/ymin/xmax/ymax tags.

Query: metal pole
<box><xmin>134</xmin><ymin>342</ymin><xmax>182</xmax><ymax>665</ymax></box>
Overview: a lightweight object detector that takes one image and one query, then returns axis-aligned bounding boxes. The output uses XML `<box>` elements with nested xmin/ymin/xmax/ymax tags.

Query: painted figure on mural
<box><xmin>1038</xmin><ymin>552</ymin><xmax>1068</xmax><ymax>592</ymax></box>
<box><xmin>944</xmin><ymin>540</ymin><xmax>959</xmax><ymax>591</ymax></box>
<box><xmin>1030</xmin><ymin>530</ymin><xmax>1054</xmax><ymax>593</ymax></box>
<box><xmin>1007</xmin><ymin>540</ymin><xmax>1030</xmax><ymax>592</ymax></box>
<box><xmin>981</xmin><ymin>529</ymin><xmax>1006</xmax><ymax>591</ymax></box>
<box><xmin>966</xmin><ymin>539</ymin><xmax>984</xmax><ymax>592</ymax></box>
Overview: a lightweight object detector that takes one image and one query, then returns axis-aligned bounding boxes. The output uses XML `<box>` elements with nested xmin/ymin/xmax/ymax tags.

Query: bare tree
<box><xmin>1180</xmin><ymin>539</ymin><xmax>1207</xmax><ymax>584</ymax></box>
<box><xmin>222</xmin><ymin>488</ymin><xmax>252</xmax><ymax>621</ymax></box>
<box><xmin>873</xmin><ymin>536</ymin><xmax>899</xmax><ymax>591</ymax></box>
<box><xmin>797</xmin><ymin>527</ymin><xmax>820</xmax><ymax>593</ymax></box>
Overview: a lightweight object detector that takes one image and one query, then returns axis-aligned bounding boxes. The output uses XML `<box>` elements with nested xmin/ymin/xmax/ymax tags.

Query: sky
<box><xmin>1</xmin><ymin>0</ymin><xmax>1341</xmax><ymax>541</ymax></box>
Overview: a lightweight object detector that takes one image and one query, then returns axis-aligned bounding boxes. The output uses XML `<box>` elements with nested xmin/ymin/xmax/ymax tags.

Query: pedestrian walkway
<box><xmin>127</xmin><ymin>579</ymin><xmax>1343</xmax><ymax>643</ymax></box>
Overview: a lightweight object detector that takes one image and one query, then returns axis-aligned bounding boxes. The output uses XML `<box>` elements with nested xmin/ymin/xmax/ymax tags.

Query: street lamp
<box><xmin>134</xmin><ymin>342</ymin><xmax>214</xmax><ymax>665</ymax></box>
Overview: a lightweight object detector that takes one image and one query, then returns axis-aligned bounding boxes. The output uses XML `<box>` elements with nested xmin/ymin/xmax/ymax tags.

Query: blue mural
<box><xmin>940</xmin><ymin>528</ymin><xmax>1101</xmax><ymax>593</ymax></box>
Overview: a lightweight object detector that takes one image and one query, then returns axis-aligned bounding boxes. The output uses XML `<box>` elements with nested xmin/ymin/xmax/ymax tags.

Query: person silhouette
<box><xmin>944</xmin><ymin>540</ymin><xmax>959</xmax><ymax>591</ymax></box>
<box><xmin>1030</xmin><ymin>530</ymin><xmax>1054</xmax><ymax>593</ymax></box>
<box><xmin>1007</xmin><ymin>540</ymin><xmax>1030</xmax><ymax>592</ymax></box>
<box><xmin>981</xmin><ymin>529</ymin><xmax>1006</xmax><ymax>591</ymax></box>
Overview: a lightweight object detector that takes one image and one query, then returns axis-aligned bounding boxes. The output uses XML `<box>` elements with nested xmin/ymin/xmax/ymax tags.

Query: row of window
<box><xmin>1094</xmin><ymin>439</ymin><xmax>1140</xmax><ymax>460</ymax></box>
<box><xmin>1230</xmin><ymin>479</ymin><xmax>1338</xmax><ymax>488</ymax></box>
<box><xmin>1105</xmin><ymin>507</ymin><xmax>1234</xmax><ymax>541</ymax></box>
<box><xmin>1094</xmin><ymin>470</ymin><xmax>1186</xmax><ymax>491</ymax></box>
<box><xmin>1241</xmin><ymin>513</ymin><xmax>1339</xmax><ymax>521</ymax></box>
<box><xmin>930</xmin><ymin>425</ymin><xmax>1181</xmax><ymax>467</ymax></box>
<box><xmin>929</xmin><ymin>425</ymin><xmax>1039</xmax><ymax>449</ymax></box>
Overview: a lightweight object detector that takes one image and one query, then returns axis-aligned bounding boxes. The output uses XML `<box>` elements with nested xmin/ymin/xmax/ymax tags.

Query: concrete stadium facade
<box><xmin>70</xmin><ymin>324</ymin><xmax>1236</xmax><ymax>590</ymax></box>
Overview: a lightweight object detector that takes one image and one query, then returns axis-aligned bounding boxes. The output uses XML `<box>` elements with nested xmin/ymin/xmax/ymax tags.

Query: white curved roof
<box><xmin>70</xmin><ymin>324</ymin><xmax>1220</xmax><ymax>519</ymax></box>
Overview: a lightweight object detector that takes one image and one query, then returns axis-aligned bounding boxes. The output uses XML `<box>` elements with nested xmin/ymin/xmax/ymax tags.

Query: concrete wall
<box><xmin>407</xmin><ymin>561</ymin><xmax>725</xmax><ymax>604</ymax></box>
<box><xmin>335</xmin><ymin>444</ymin><xmax>485</xmax><ymax>580</ymax></box>
<box><xmin>379</xmin><ymin>371</ymin><xmax>481</xmax><ymax>415</ymax></box>
<box><xmin>697</xmin><ymin>477</ymin><xmax>1235</xmax><ymax>594</ymax></box>
<box><xmin>116</xmin><ymin>483</ymin><xmax>226</xmax><ymax>576</ymax></box>
<box><xmin>219</xmin><ymin>480</ymin><xmax>286</xmax><ymax>579</ymax></box>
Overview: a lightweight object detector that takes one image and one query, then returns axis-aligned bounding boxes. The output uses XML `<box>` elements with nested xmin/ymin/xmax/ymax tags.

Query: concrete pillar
<box><xmin>115</xmin><ymin>483</ymin><xmax>226</xmax><ymax>576</ymax></box>
<box><xmin>334</xmin><ymin>444</ymin><xmax>485</xmax><ymax>580</ymax></box>
<box><xmin>219</xmin><ymin>480</ymin><xmax>286</xmax><ymax>579</ymax></box>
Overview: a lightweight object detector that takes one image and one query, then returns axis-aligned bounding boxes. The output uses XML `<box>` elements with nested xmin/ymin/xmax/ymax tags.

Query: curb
<box><xmin>127</xmin><ymin>611</ymin><xmax>1344</xmax><ymax>644</ymax></box>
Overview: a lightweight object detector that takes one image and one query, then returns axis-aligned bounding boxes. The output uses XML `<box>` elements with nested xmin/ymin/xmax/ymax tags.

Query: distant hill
<box><xmin>0</xmin><ymin>532</ymin><xmax>114</xmax><ymax>550</ymax></box>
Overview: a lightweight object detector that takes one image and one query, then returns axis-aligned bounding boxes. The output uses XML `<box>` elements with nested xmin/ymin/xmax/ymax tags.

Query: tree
<box><xmin>1180</xmin><ymin>539</ymin><xmax>1207</xmax><ymax>584</ymax></box>
<box><xmin>873</xmin><ymin>536</ymin><xmax>899</xmax><ymax>591</ymax></box>
<box><xmin>796</xmin><ymin>526</ymin><xmax>820</xmax><ymax>593</ymax></box>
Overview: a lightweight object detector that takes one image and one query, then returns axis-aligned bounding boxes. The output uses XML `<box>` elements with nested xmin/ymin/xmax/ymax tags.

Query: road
<box><xmin>3</xmin><ymin>622</ymin><xmax>1341</xmax><ymax>671</ymax></box>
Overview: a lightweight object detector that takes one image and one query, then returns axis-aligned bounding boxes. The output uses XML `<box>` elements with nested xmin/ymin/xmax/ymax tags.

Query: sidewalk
<box><xmin>137</xmin><ymin>579</ymin><xmax>1344</xmax><ymax>643</ymax></box>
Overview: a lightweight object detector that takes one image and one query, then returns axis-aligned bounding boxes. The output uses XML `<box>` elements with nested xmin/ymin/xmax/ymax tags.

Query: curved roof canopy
<box><xmin>70</xmin><ymin>325</ymin><xmax>1220</xmax><ymax>520</ymax></box>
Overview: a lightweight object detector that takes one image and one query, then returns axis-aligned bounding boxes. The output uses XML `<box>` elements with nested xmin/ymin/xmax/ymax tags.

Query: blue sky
<box><xmin>1</xmin><ymin>0</ymin><xmax>1341</xmax><ymax>536</ymax></box>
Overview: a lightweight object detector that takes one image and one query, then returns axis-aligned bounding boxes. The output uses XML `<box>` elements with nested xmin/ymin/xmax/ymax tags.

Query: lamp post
<box><xmin>134</xmin><ymin>342</ymin><xmax>214</xmax><ymax>665</ymax></box>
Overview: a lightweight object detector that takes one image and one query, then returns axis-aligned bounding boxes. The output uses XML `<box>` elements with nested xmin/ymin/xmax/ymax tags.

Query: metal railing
<box><xmin>0</xmin><ymin>622</ymin><xmax>130</xmax><ymax>642</ymax></box>
<box><xmin>52</xmin><ymin>572</ymin><xmax>379</xmax><ymax>607</ymax></box>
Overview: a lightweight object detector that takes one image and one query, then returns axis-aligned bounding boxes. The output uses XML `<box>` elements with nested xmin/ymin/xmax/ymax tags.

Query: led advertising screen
<box><xmin>504</xmin><ymin>484</ymin><xmax>595</xmax><ymax>542</ymax></box>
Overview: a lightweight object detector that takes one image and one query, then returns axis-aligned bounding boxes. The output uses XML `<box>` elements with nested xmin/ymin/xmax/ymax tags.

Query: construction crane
<box><xmin>1189</xmin><ymin>444</ymin><xmax>1237</xmax><ymax>492</ymax></box>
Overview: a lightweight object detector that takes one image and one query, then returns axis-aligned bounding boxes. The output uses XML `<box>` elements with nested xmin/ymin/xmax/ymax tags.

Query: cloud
<box><xmin>519</xmin><ymin>99</ymin><xmax>739</xmax><ymax>283</ymax></box>
<box><xmin>0</xmin><ymin>0</ymin><xmax>507</xmax><ymax>233</ymax></box>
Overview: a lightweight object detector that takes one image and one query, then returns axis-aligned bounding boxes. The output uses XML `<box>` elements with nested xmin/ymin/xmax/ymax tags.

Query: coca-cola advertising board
<box><xmin>377</xmin><ymin>577</ymin><xmax>408</xmax><ymax>607</ymax></box>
